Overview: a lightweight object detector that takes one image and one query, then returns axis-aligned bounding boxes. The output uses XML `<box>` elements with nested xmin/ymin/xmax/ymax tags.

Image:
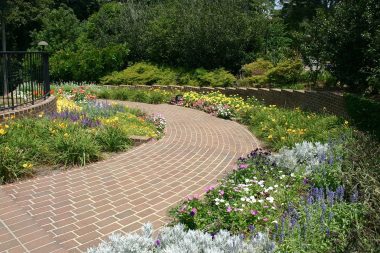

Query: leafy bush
<box><xmin>241</xmin><ymin>58</ymin><xmax>274</xmax><ymax>77</ymax></box>
<box><xmin>51</xmin><ymin>44</ymin><xmax>129</xmax><ymax>81</ymax></box>
<box><xmin>193</xmin><ymin>68</ymin><xmax>236</xmax><ymax>87</ymax></box>
<box><xmin>88</xmin><ymin>223</ymin><xmax>276</xmax><ymax>253</ymax></box>
<box><xmin>237</xmin><ymin>75</ymin><xmax>269</xmax><ymax>87</ymax></box>
<box><xmin>100</xmin><ymin>62</ymin><xmax>177</xmax><ymax>86</ymax></box>
<box><xmin>30</xmin><ymin>7</ymin><xmax>81</xmax><ymax>53</ymax></box>
<box><xmin>266</xmin><ymin>59</ymin><xmax>303</xmax><ymax>85</ymax></box>
<box><xmin>344</xmin><ymin>94</ymin><xmax>380</xmax><ymax>139</ymax></box>
<box><xmin>100</xmin><ymin>62</ymin><xmax>237</xmax><ymax>87</ymax></box>
<box><xmin>95</xmin><ymin>87</ymin><xmax>175</xmax><ymax>104</ymax></box>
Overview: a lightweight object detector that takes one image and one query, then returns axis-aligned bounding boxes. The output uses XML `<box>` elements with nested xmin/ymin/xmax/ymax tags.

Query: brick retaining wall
<box><xmin>105</xmin><ymin>85</ymin><xmax>349</xmax><ymax>118</ymax></box>
<box><xmin>0</xmin><ymin>96</ymin><xmax>57</xmax><ymax>122</ymax></box>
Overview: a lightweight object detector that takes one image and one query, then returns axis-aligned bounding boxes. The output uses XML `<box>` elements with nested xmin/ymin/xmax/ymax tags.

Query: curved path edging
<box><xmin>0</xmin><ymin>101</ymin><xmax>260</xmax><ymax>253</ymax></box>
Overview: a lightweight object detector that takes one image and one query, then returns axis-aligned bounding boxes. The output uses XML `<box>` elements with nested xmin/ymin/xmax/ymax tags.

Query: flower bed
<box><xmin>0</xmin><ymin>85</ymin><xmax>166</xmax><ymax>184</ymax></box>
<box><xmin>178</xmin><ymin>91</ymin><xmax>349</xmax><ymax>150</ymax></box>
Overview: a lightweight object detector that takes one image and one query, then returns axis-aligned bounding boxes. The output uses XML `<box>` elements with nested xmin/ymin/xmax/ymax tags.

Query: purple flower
<box><xmin>238</xmin><ymin>164</ymin><xmax>249</xmax><ymax>170</ymax></box>
<box><xmin>251</xmin><ymin>210</ymin><xmax>259</xmax><ymax>216</ymax></box>
<box><xmin>226</xmin><ymin>206</ymin><xmax>232</xmax><ymax>213</ymax></box>
<box><xmin>248</xmin><ymin>224</ymin><xmax>255</xmax><ymax>233</ymax></box>
<box><xmin>219</xmin><ymin>190</ymin><xmax>224</xmax><ymax>196</ymax></box>
<box><xmin>263</xmin><ymin>217</ymin><xmax>269</xmax><ymax>222</ymax></box>
<box><xmin>190</xmin><ymin>207</ymin><xmax>197</xmax><ymax>217</ymax></box>
<box><xmin>155</xmin><ymin>239</ymin><xmax>161</xmax><ymax>247</ymax></box>
<box><xmin>336</xmin><ymin>186</ymin><xmax>345</xmax><ymax>202</ymax></box>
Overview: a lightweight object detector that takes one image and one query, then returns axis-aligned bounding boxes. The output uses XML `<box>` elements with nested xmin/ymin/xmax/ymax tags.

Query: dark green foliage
<box><xmin>95</xmin><ymin>126</ymin><xmax>132</xmax><ymax>152</ymax></box>
<box><xmin>266</xmin><ymin>59</ymin><xmax>303</xmax><ymax>85</ymax></box>
<box><xmin>95</xmin><ymin>87</ymin><xmax>174</xmax><ymax>104</ymax></box>
<box><xmin>51</xmin><ymin>44</ymin><xmax>129</xmax><ymax>81</ymax></box>
<box><xmin>31</xmin><ymin>7</ymin><xmax>81</xmax><ymax>52</ymax></box>
<box><xmin>280</xmin><ymin>0</ymin><xmax>340</xmax><ymax>31</ymax></box>
<box><xmin>100</xmin><ymin>62</ymin><xmax>236</xmax><ymax>87</ymax></box>
<box><xmin>143</xmin><ymin>0</ymin><xmax>268</xmax><ymax>71</ymax></box>
<box><xmin>344</xmin><ymin>94</ymin><xmax>380</xmax><ymax>139</ymax></box>
<box><xmin>300</xmin><ymin>0</ymin><xmax>380</xmax><ymax>92</ymax></box>
<box><xmin>340</xmin><ymin>132</ymin><xmax>380</xmax><ymax>251</ymax></box>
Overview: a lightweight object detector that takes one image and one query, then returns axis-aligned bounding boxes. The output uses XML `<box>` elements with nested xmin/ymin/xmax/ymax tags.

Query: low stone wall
<box><xmin>0</xmin><ymin>96</ymin><xmax>57</xmax><ymax>122</ymax></box>
<box><xmin>105</xmin><ymin>85</ymin><xmax>349</xmax><ymax>118</ymax></box>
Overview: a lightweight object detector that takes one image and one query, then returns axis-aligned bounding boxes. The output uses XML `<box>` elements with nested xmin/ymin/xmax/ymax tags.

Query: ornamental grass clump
<box><xmin>87</xmin><ymin>223</ymin><xmax>275</xmax><ymax>253</ymax></box>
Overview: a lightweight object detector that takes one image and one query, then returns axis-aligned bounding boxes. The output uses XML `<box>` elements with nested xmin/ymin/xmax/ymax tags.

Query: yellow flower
<box><xmin>267</xmin><ymin>135</ymin><xmax>273</xmax><ymax>139</ymax></box>
<box><xmin>22</xmin><ymin>163</ymin><xmax>33</xmax><ymax>169</ymax></box>
<box><xmin>281</xmin><ymin>137</ymin><xmax>286</xmax><ymax>140</ymax></box>
<box><xmin>63</xmin><ymin>133</ymin><xmax>69</xmax><ymax>138</ymax></box>
<box><xmin>344</xmin><ymin>120</ymin><xmax>349</xmax><ymax>125</ymax></box>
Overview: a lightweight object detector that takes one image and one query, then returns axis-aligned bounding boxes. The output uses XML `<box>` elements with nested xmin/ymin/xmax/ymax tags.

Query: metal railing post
<box><xmin>43</xmin><ymin>52</ymin><xmax>50</xmax><ymax>98</ymax></box>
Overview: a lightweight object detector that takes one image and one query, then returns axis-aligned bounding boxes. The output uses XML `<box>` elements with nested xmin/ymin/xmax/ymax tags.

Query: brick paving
<box><xmin>0</xmin><ymin>102</ymin><xmax>260</xmax><ymax>252</ymax></box>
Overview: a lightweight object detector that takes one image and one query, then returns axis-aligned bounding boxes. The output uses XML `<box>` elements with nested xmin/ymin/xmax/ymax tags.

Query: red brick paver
<box><xmin>0</xmin><ymin>102</ymin><xmax>260</xmax><ymax>252</ymax></box>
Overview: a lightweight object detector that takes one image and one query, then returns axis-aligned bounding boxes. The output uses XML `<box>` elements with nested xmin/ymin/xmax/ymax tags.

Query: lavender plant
<box><xmin>87</xmin><ymin>223</ymin><xmax>276</xmax><ymax>253</ymax></box>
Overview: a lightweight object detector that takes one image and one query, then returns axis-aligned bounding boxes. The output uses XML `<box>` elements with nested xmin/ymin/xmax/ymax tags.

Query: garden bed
<box><xmin>0</xmin><ymin>86</ymin><xmax>166</xmax><ymax>184</ymax></box>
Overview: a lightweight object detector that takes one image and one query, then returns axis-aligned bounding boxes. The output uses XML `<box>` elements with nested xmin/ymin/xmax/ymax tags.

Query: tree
<box><xmin>0</xmin><ymin>0</ymin><xmax>54</xmax><ymax>50</ymax></box>
<box><xmin>31</xmin><ymin>7</ymin><xmax>81</xmax><ymax>53</ymax></box>
<box><xmin>142</xmin><ymin>0</ymin><xmax>271</xmax><ymax>71</ymax></box>
<box><xmin>300</xmin><ymin>0</ymin><xmax>380</xmax><ymax>92</ymax></box>
<box><xmin>280</xmin><ymin>0</ymin><xmax>340</xmax><ymax>30</ymax></box>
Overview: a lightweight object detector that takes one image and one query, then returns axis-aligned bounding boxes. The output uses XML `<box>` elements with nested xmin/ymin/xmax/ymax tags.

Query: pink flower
<box><xmin>251</xmin><ymin>210</ymin><xmax>259</xmax><ymax>216</ymax></box>
<box><xmin>205</xmin><ymin>185</ymin><xmax>215</xmax><ymax>193</ymax></box>
<box><xmin>226</xmin><ymin>206</ymin><xmax>232</xmax><ymax>213</ymax></box>
<box><xmin>263</xmin><ymin>217</ymin><xmax>269</xmax><ymax>222</ymax></box>
<box><xmin>190</xmin><ymin>208</ymin><xmax>197</xmax><ymax>217</ymax></box>
<box><xmin>239</xmin><ymin>164</ymin><xmax>249</xmax><ymax>170</ymax></box>
<box><xmin>186</xmin><ymin>194</ymin><xmax>199</xmax><ymax>201</ymax></box>
<box><xmin>219</xmin><ymin>190</ymin><xmax>225</xmax><ymax>196</ymax></box>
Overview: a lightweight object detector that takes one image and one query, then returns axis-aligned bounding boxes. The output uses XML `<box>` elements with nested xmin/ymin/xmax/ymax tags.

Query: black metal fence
<box><xmin>0</xmin><ymin>51</ymin><xmax>50</xmax><ymax>111</ymax></box>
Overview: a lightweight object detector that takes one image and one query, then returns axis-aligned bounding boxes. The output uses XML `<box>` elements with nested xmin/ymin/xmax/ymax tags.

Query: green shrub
<box><xmin>101</xmin><ymin>62</ymin><xmax>236</xmax><ymax>87</ymax></box>
<box><xmin>193</xmin><ymin>68</ymin><xmax>236</xmax><ymax>87</ymax></box>
<box><xmin>267</xmin><ymin>59</ymin><xmax>303</xmax><ymax>85</ymax></box>
<box><xmin>344</xmin><ymin>94</ymin><xmax>380</xmax><ymax>139</ymax></box>
<box><xmin>100</xmin><ymin>62</ymin><xmax>177</xmax><ymax>85</ymax></box>
<box><xmin>241</xmin><ymin>58</ymin><xmax>274</xmax><ymax>77</ymax></box>
<box><xmin>237</xmin><ymin>76</ymin><xmax>268</xmax><ymax>87</ymax></box>
<box><xmin>51</xmin><ymin>44</ymin><xmax>129</xmax><ymax>81</ymax></box>
<box><xmin>95</xmin><ymin>87</ymin><xmax>175</xmax><ymax>104</ymax></box>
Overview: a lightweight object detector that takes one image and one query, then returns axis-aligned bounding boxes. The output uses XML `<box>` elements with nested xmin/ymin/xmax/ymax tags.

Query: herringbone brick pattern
<box><xmin>0</xmin><ymin>102</ymin><xmax>260</xmax><ymax>252</ymax></box>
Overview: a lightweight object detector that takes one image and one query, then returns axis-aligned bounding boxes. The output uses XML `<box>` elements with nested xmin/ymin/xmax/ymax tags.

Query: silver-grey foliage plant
<box><xmin>270</xmin><ymin>141</ymin><xmax>333</xmax><ymax>175</ymax></box>
<box><xmin>88</xmin><ymin>223</ymin><xmax>275</xmax><ymax>253</ymax></box>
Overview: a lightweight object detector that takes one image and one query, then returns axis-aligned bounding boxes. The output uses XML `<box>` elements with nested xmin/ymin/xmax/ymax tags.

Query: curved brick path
<box><xmin>0</xmin><ymin>102</ymin><xmax>260</xmax><ymax>253</ymax></box>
